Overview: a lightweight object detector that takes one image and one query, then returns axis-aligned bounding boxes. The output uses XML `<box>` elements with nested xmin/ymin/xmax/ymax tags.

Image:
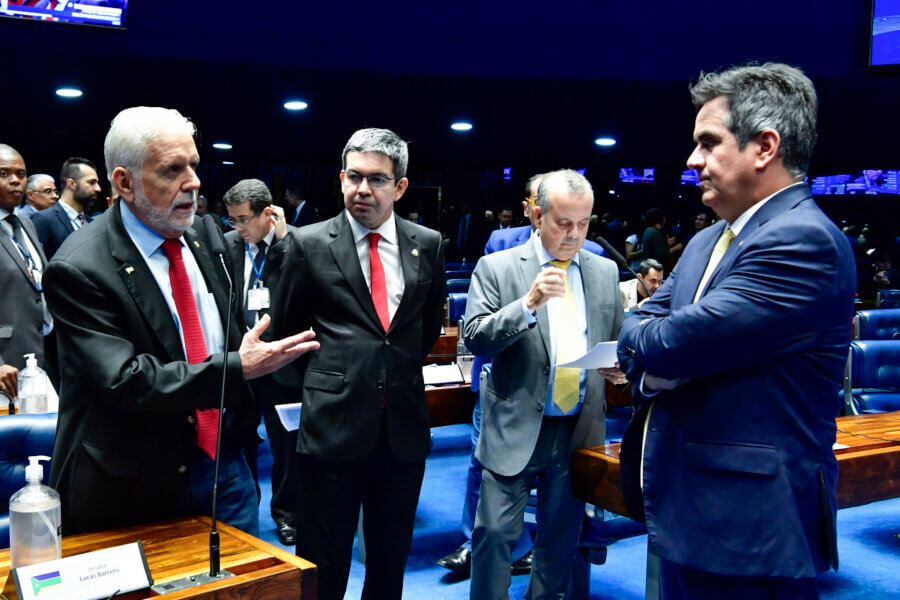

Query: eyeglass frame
<box><xmin>341</xmin><ymin>170</ymin><xmax>399</xmax><ymax>190</ymax></box>
<box><xmin>223</xmin><ymin>212</ymin><xmax>263</xmax><ymax>228</ymax></box>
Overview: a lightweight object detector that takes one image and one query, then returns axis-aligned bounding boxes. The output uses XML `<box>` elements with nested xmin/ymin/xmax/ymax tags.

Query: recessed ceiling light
<box><xmin>222</xmin><ymin>161</ymin><xmax>235</xmax><ymax>165</ymax></box>
<box><xmin>55</xmin><ymin>88</ymin><xmax>83</xmax><ymax>98</ymax></box>
<box><xmin>283</xmin><ymin>100</ymin><xmax>309</xmax><ymax>111</ymax></box>
<box><xmin>594</xmin><ymin>137</ymin><xmax>616</xmax><ymax>147</ymax></box>
<box><xmin>451</xmin><ymin>122</ymin><xmax>473</xmax><ymax>132</ymax></box>
<box><xmin>212</xmin><ymin>143</ymin><xmax>232</xmax><ymax>150</ymax></box>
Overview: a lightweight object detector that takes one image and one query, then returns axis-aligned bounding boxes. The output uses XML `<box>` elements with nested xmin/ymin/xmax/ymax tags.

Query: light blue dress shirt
<box><xmin>120</xmin><ymin>201</ymin><xmax>225</xmax><ymax>358</ymax></box>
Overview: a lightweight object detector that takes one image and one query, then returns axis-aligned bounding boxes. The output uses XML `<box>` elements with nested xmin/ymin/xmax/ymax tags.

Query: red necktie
<box><xmin>368</xmin><ymin>233</ymin><xmax>390</xmax><ymax>332</ymax></box>
<box><xmin>162</xmin><ymin>239</ymin><xmax>219</xmax><ymax>460</ymax></box>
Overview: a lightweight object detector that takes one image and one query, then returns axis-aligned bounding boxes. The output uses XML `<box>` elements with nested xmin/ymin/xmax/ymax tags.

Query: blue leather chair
<box><xmin>447</xmin><ymin>278</ymin><xmax>471</xmax><ymax>293</ymax></box>
<box><xmin>877</xmin><ymin>289</ymin><xmax>900</xmax><ymax>309</ymax></box>
<box><xmin>856</xmin><ymin>309</ymin><xmax>900</xmax><ymax>340</ymax></box>
<box><xmin>843</xmin><ymin>340</ymin><xmax>900</xmax><ymax>415</ymax></box>
<box><xmin>445</xmin><ymin>270</ymin><xmax>473</xmax><ymax>280</ymax></box>
<box><xmin>0</xmin><ymin>413</ymin><xmax>58</xmax><ymax>549</ymax></box>
<box><xmin>448</xmin><ymin>292</ymin><xmax>467</xmax><ymax>324</ymax></box>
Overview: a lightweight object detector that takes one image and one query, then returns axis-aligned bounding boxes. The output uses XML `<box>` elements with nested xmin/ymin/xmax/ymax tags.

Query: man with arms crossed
<box><xmin>465</xmin><ymin>169</ymin><xmax>624</xmax><ymax>599</ymax></box>
<box><xmin>274</xmin><ymin>128</ymin><xmax>446</xmax><ymax>600</ymax></box>
<box><xmin>617</xmin><ymin>63</ymin><xmax>855</xmax><ymax>599</ymax></box>
<box><xmin>45</xmin><ymin>107</ymin><xmax>318</xmax><ymax>535</ymax></box>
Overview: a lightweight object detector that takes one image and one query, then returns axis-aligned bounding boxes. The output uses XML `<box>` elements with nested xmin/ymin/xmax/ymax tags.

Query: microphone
<box><xmin>594</xmin><ymin>235</ymin><xmax>651</xmax><ymax>300</ymax></box>
<box><xmin>203</xmin><ymin>214</ymin><xmax>233</xmax><ymax>579</ymax></box>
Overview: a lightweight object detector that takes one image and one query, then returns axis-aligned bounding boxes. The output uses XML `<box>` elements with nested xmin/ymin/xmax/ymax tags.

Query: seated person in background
<box><xmin>620</xmin><ymin>258</ymin><xmax>664</xmax><ymax>311</ymax></box>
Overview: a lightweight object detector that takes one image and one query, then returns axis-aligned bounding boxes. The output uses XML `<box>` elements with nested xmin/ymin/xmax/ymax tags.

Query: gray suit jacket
<box><xmin>464</xmin><ymin>240</ymin><xmax>624</xmax><ymax>476</ymax></box>
<box><xmin>0</xmin><ymin>214</ymin><xmax>48</xmax><ymax>369</ymax></box>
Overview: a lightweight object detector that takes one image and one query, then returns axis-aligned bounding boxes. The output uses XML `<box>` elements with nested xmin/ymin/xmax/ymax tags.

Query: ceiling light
<box><xmin>222</xmin><ymin>161</ymin><xmax>235</xmax><ymax>165</ymax></box>
<box><xmin>594</xmin><ymin>137</ymin><xmax>616</xmax><ymax>147</ymax></box>
<box><xmin>451</xmin><ymin>122</ymin><xmax>473</xmax><ymax>132</ymax></box>
<box><xmin>212</xmin><ymin>143</ymin><xmax>232</xmax><ymax>150</ymax></box>
<box><xmin>283</xmin><ymin>100</ymin><xmax>308</xmax><ymax>111</ymax></box>
<box><xmin>55</xmin><ymin>88</ymin><xmax>83</xmax><ymax>98</ymax></box>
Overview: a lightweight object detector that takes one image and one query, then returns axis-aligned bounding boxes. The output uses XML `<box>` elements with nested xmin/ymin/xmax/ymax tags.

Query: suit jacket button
<box><xmin>177</xmin><ymin>465</ymin><xmax>188</xmax><ymax>474</ymax></box>
<box><xmin>536</xmin><ymin>403</ymin><xmax>544</xmax><ymax>411</ymax></box>
<box><xmin>186</xmin><ymin>415</ymin><xmax>195</xmax><ymax>425</ymax></box>
<box><xmin>543</xmin><ymin>366</ymin><xmax>550</xmax><ymax>375</ymax></box>
<box><xmin>384</xmin><ymin>339</ymin><xmax>391</xmax><ymax>346</ymax></box>
<box><xmin>377</xmin><ymin>381</ymin><xmax>385</xmax><ymax>390</ymax></box>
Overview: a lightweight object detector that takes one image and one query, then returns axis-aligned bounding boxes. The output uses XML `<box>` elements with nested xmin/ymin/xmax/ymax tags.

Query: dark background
<box><xmin>1</xmin><ymin>1</ymin><xmax>898</xmax><ymax>247</ymax></box>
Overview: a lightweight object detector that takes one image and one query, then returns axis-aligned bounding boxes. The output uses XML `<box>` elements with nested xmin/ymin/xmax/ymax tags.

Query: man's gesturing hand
<box><xmin>240</xmin><ymin>314</ymin><xmax>319</xmax><ymax>380</ymax></box>
<box><xmin>525</xmin><ymin>267</ymin><xmax>567</xmax><ymax>312</ymax></box>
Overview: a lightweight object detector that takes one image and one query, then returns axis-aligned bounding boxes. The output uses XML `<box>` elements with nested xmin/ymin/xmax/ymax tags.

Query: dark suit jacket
<box><xmin>0</xmin><ymin>214</ymin><xmax>48</xmax><ymax>369</ymax></box>
<box><xmin>225</xmin><ymin>227</ymin><xmax>301</xmax><ymax>390</ymax></box>
<box><xmin>45</xmin><ymin>204</ymin><xmax>256</xmax><ymax>534</ymax></box>
<box><xmin>273</xmin><ymin>213</ymin><xmax>446</xmax><ymax>462</ymax></box>
<box><xmin>617</xmin><ymin>184</ymin><xmax>856</xmax><ymax>578</ymax></box>
<box><xmin>287</xmin><ymin>202</ymin><xmax>318</xmax><ymax>228</ymax></box>
<box><xmin>30</xmin><ymin>201</ymin><xmax>91</xmax><ymax>260</ymax></box>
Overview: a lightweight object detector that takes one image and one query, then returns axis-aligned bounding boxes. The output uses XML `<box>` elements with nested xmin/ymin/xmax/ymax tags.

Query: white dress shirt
<box><xmin>346</xmin><ymin>209</ymin><xmax>405</xmax><ymax>322</ymax></box>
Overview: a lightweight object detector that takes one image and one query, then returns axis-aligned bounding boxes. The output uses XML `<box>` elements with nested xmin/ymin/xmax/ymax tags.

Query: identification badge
<box><xmin>29</xmin><ymin>268</ymin><xmax>43</xmax><ymax>291</ymax></box>
<box><xmin>247</xmin><ymin>283</ymin><xmax>270</xmax><ymax>311</ymax></box>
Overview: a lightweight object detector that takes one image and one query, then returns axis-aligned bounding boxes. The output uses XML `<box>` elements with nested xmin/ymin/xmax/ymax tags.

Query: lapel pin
<box><xmin>739</xmin><ymin>241</ymin><xmax>744</xmax><ymax>247</ymax></box>
<box><xmin>411</xmin><ymin>248</ymin><xmax>419</xmax><ymax>257</ymax></box>
<box><xmin>194</xmin><ymin>241</ymin><xmax>200</xmax><ymax>248</ymax></box>
<box><xmin>125</xmin><ymin>266</ymin><xmax>135</xmax><ymax>274</ymax></box>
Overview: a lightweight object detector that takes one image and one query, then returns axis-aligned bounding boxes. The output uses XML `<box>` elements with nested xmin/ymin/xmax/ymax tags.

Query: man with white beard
<box><xmin>44</xmin><ymin>106</ymin><xmax>319</xmax><ymax>535</ymax></box>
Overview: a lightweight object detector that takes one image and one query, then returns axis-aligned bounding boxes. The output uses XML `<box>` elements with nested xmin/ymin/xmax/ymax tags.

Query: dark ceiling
<box><xmin>1</xmin><ymin>1</ymin><xmax>898</xmax><ymax>205</ymax></box>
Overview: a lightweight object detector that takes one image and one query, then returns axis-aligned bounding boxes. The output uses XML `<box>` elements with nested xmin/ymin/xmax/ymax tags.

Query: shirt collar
<box><xmin>729</xmin><ymin>182</ymin><xmax>804</xmax><ymax>237</ymax></box>
<box><xmin>345</xmin><ymin>209</ymin><xmax>398</xmax><ymax>246</ymax></box>
<box><xmin>120</xmin><ymin>200</ymin><xmax>184</xmax><ymax>256</ymax></box>
<box><xmin>533</xmin><ymin>231</ymin><xmax>581</xmax><ymax>267</ymax></box>
<box><xmin>253</xmin><ymin>226</ymin><xmax>276</xmax><ymax>249</ymax></box>
<box><xmin>0</xmin><ymin>207</ymin><xmax>11</xmax><ymax>220</ymax></box>
<box><xmin>60</xmin><ymin>200</ymin><xmax>81</xmax><ymax>220</ymax></box>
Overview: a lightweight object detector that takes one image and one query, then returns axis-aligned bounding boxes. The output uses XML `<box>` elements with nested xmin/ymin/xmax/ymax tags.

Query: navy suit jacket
<box><xmin>31</xmin><ymin>201</ymin><xmax>91</xmax><ymax>259</ymax></box>
<box><xmin>484</xmin><ymin>224</ymin><xmax>609</xmax><ymax>258</ymax></box>
<box><xmin>617</xmin><ymin>184</ymin><xmax>855</xmax><ymax>578</ymax></box>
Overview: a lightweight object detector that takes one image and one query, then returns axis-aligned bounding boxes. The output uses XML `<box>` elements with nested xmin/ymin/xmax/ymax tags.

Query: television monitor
<box><xmin>680</xmin><ymin>169</ymin><xmax>700</xmax><ymax>186</ymax></box>
<box><xmin>871</xmin><ymin>1</ymin><xmax>900</xmax><ymax>66</ymax></box>
<box><xmin>619</xmin><ymin>168</ymin><xmax>654</xmax><ymax>184</ymax></box>
<box><xmin>810</xmin><ymin>174</ymin><xmax>852</xmax><ymax>195</ymax></box>
<box><xmin>845</xmin><ymin>169</ymin><xmax>899</xmax><ymax>194</ymax></box>
<box><xmin>0</xmin><ymin>1</ymin><xmax>127</xmax><ymax>29</ymax></box>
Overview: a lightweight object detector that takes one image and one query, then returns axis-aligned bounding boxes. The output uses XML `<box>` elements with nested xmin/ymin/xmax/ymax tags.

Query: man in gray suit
<box><xmin>464</xmin><ymin>169</ymin><xmax>625</xmax><ymax>599</ymax></box>
<box><xmin>0</xmin><ymin>144</ymin><xmax>51</xmax><ymax>400</ymax></box>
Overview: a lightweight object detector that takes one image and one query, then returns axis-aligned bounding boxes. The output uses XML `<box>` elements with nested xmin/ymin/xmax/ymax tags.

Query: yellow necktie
<box><xmin>550</xmin><ymin>259</ymin><xmax>580</xmax><ymax>414</ymax></box>
<box><xmin>693</xmin><ymin>228</ymin><xmax>736</xmax><ymax>302</ymax></box>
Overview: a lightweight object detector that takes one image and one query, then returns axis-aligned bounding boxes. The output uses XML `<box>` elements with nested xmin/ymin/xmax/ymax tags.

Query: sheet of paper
<box><xmin>833</xmin><ymin>442</ymin><xmax>850</xmax><ymax>450</ymax></box>
<box><xmin>423</xmin><ymin>363</ymin><xmax>465</xmax><ymax>386</ymax></box>
<box><xmin>557</xmin><ymin>341</ymin><xmax>619</xmax><ymax>369</ymax></box>
<box><xmin>275</xmin><ymin>402</ymin><xmax>302</xmax><ymax>432</ymax></box>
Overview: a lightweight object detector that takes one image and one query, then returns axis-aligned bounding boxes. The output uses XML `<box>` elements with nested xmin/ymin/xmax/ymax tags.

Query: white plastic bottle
<box><xmin>17</xmin><ymin>353</ymin><xmax>48</xmax><ymax>414</ymax></box>
<box><xmin>9</xmin><ymin>455</ymin><xmax>62</xmax><ymax>569</ymax></box>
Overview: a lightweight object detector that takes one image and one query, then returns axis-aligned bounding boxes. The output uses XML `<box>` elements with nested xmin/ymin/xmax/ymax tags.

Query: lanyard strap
<box><xmin>245</xmin><ymin>242</ymin><xmax>267</xmax><ymax>282</ymax></box>
<box><xmin>2</xmin><ymin>221</ymin><xmax>35</xmax><ymax>267</ymax></box>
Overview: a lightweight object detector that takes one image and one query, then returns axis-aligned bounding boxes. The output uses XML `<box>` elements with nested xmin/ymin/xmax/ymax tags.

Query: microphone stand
<box><xmin>594</xmin><ymin>235</ymin><xmax>652</xmax><ymax>299</ymax></box>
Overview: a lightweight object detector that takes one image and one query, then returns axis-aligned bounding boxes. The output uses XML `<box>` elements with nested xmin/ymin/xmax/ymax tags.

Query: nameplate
<box><xmin>11</xmin><ymin>541</ymin><xmax>152</xmax><ymax>600</ymax></box>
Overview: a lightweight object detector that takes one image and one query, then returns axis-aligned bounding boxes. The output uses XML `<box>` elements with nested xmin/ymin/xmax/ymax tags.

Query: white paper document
<box><xmin>556</xmin><ymin>341</ymin><xmax>619</xmax><ymax>369</ymax></box>
<box><xmin>423</xmin><ymin>363</ymin><xmax>465</xmax><ymax>386</ymax></box>
<box><xmin>275</xmin><ymin>402</ymin><xmax>302</xmax><ymax>432</ymax></box>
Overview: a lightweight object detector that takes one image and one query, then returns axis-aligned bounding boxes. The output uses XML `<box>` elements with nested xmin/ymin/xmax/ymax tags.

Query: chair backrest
<box><xmin>448</xmin><ymin>292</ymin><xmax>467</xmax><ymax>324</ymax></box>
<box><xmin>0</xmin><ymin>413</ymin><xmax>58</xmax><ymax>549</ymax></box>
<box><xmin>445</xmin><ymin>270</ymin><xmax>473</xmax><ymax>280</ymax></box>
<box><xmin>856</xmin><ymin>309</ymin><xmax>900</xmax><ymax>340</ymax></box>
<box><xmin>446</xmin><ymin>278</ymin><xmax>471</xmax><ymax>293</ymax></box>
<box><xmin>877</xmin><ymin>289</ymin><xmax>900</xmax><ymax>309</ymax></box>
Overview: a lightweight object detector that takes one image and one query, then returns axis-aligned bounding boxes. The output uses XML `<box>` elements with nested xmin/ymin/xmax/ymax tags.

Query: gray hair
<box><xmin>222</xmin><ymin>178</ymin><xmax>272</xmax><ymax>214</ymax></box>
<box><xmin>104</xmin><ymin>107</ymin><xmax>196</xmax><ymax>185</ymax></box>
<box><xmin>689</xmin><ymin>62</ymin><xmax>817</xmax><ymax>180</ymax></box>
<box><xmin>26</xmin><ymin>174</ymin><xmax>54</xmax><ymax>192</ymax></box>
<box><xmin>535</xmin><ymin>169</ymin><xmax>594</xmax><ymax>214</ymax></box>
<box><xmin>639</xmin><ymin>258</ymin><xmax>664</xmax><ymax>277</ymax></box>
<box><xmin>341</xmin><ymin>128</ymin><xmax>409</xmax><ymax>179</ymax></box>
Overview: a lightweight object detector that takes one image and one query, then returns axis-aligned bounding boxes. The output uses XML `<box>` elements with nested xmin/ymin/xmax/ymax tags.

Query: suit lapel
<box><xmin>328</xmin><ymin>216</ymin><xmax>383</xmax><ymax>330</ymax></box>
<box><xmin>185</xmin><ymin>224</ymin><xmax>235</xmax><ymax>338</ymax></box>
<box><xmin>0</xmin><ymin>228</ymin><xmax>31</xmax><ymax>282</ymax></box>
<box><xmin>579</xmin><ymin>251</ymin><xmax>603</xmax><ymax>345</ymax></box>
<box><xmin>53</xmin><ymin>203</ymin><xmax>72</xmax><ymax>234</ymax></box>
<box><xmin>227</xmin><ymin>235</ymin><xmax>246</xmax><ymax>311</ymax></box>
<box><xmin>518</xmin><ymin>241</ymin><xmax>551</xmax><ymax>361</ymax></box>
<box><xmin>109</xmin><ymin>204</ymin><xmax>185</xmax><ymax>361</ymax></box>
<box><xmin>391</xmin><ymin>219</ymin><xmax>420</xmax><ymax>333</ymax></box>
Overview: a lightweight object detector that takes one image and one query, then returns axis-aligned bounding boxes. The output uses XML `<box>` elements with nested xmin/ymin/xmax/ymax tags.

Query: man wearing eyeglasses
<box><xmin>221</xmin><ymin>178</ymin><xmax>300</xmax><ymax>547</ymax></box>
<box><xmin>16</xmin><ymin>174</ymin><xmax>58</xmax><ymax>219</ymax></box>
<box><xmin>274</xmin><ymin>128</ymin><xmax>446</xmax><ymax>600</ymax></box>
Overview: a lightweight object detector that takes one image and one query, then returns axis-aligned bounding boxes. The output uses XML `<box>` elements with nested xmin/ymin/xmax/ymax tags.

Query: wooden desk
<box><xmin>426</xmin><ymin>326</ymin><xmax>459</xmax><ymax>364</ymax></box>
<box><xmin>572</xmin><ymin>411</ymin><xmax>900</xmax><ymax>518</ymax></box>
<box><xmin>427</xmin><ymin>383</ymin><xmax>474</xmax><ymax>427</ymax></box>
<box><xmin>0</xmin><ymin>516</ymin><xmax>316</xmax><ymax>599</ymax></box>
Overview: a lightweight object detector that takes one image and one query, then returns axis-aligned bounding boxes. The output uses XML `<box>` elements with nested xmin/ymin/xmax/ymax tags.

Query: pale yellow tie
<box><xmin>693</xmin><ymin>228</ymin><xmax>736</xmax><ymax>303</ymax></box>
<box><xmin>550</xmin><ymin>260</ymin><xmax>580</xmax><ymax>414</ymax></box>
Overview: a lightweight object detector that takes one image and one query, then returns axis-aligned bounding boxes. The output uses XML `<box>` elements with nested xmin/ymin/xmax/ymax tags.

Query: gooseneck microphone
<box><xmin>594</xmin><ymin>235</ymin><xmax>651</xmax><ymax>299</ymax></box>
<box><xmin>204</xmin><ymin>215</ymin><xmax>232</xmax><ymax>579</ymax></box>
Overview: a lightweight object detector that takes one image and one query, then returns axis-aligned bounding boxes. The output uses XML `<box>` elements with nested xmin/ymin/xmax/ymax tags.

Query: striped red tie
<box><xmin>162</xmin><ymin>239</ymin><xmax>219</xmax><ymax>460</ymax></box>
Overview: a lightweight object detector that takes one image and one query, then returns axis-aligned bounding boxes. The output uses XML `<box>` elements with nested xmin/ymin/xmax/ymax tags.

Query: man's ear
<box><xmin>394</xmin><ymin>177</ymin><xmax>409</xmax><ymax>200</ymax></box>
<box><xmin>754</xmin><ymin>129</ymin><xmax>781</xmax><ymax>171</ymax></box>
<box><xmin>533</xmin><ymin>205</ymin><xmax>544</xmax><ymax>229</ymax></box>
<box><xmin>111</xmin><ymin>167</ymin><xmax>135</xmax><ymax>203</ymax></box>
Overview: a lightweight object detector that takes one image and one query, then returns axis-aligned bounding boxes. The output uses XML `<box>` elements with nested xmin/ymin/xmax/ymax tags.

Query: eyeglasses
<box><xmin>36</xmin><ymin>188</ymin><xmax>58</xmax><ymax>196</ymax></box>
<box><xmin>342</xmin><ymin>170</ymin><xmax>397</xmax><ymax>190</ymax></box>
<box><xmin>223</xmin><ymin>213</ymin><xmax>261</xmax><ymax>228</ymax></box>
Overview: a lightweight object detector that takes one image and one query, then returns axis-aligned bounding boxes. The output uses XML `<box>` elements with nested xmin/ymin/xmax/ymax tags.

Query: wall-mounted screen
<box><xmin>871</xmin><ymin>1</ymin><xmax>900</xmax><ymax>66</ymax></box>
<box><xmin>0</xmin><ymin>1</ymin><xmax>127</xmax><ymax>29</ymax></box>
<box><xmin>619</xmin><ymin>168</ymin><xmax>654</xmax><ymax>184</ymax></box>
<box><xmin>680</xmin><ymin>169</ymin><xmax>700</xmax><ymax>186</ymax></box>
<box><xmin>811</xmin><ymin>171</ymin><xmax>899</xmax><ymax>195</ymax></box>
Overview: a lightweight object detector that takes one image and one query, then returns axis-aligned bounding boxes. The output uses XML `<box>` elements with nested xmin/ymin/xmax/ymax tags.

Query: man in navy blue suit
<box><xmin>617</xmin><ymin>63</ymin><xmax>855</xmax><ymax>599</ymax></box>
<box><xmin>31</xmin><ymin>157</ymin><xmax>102</xmax><ymax>259</ymax></box>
